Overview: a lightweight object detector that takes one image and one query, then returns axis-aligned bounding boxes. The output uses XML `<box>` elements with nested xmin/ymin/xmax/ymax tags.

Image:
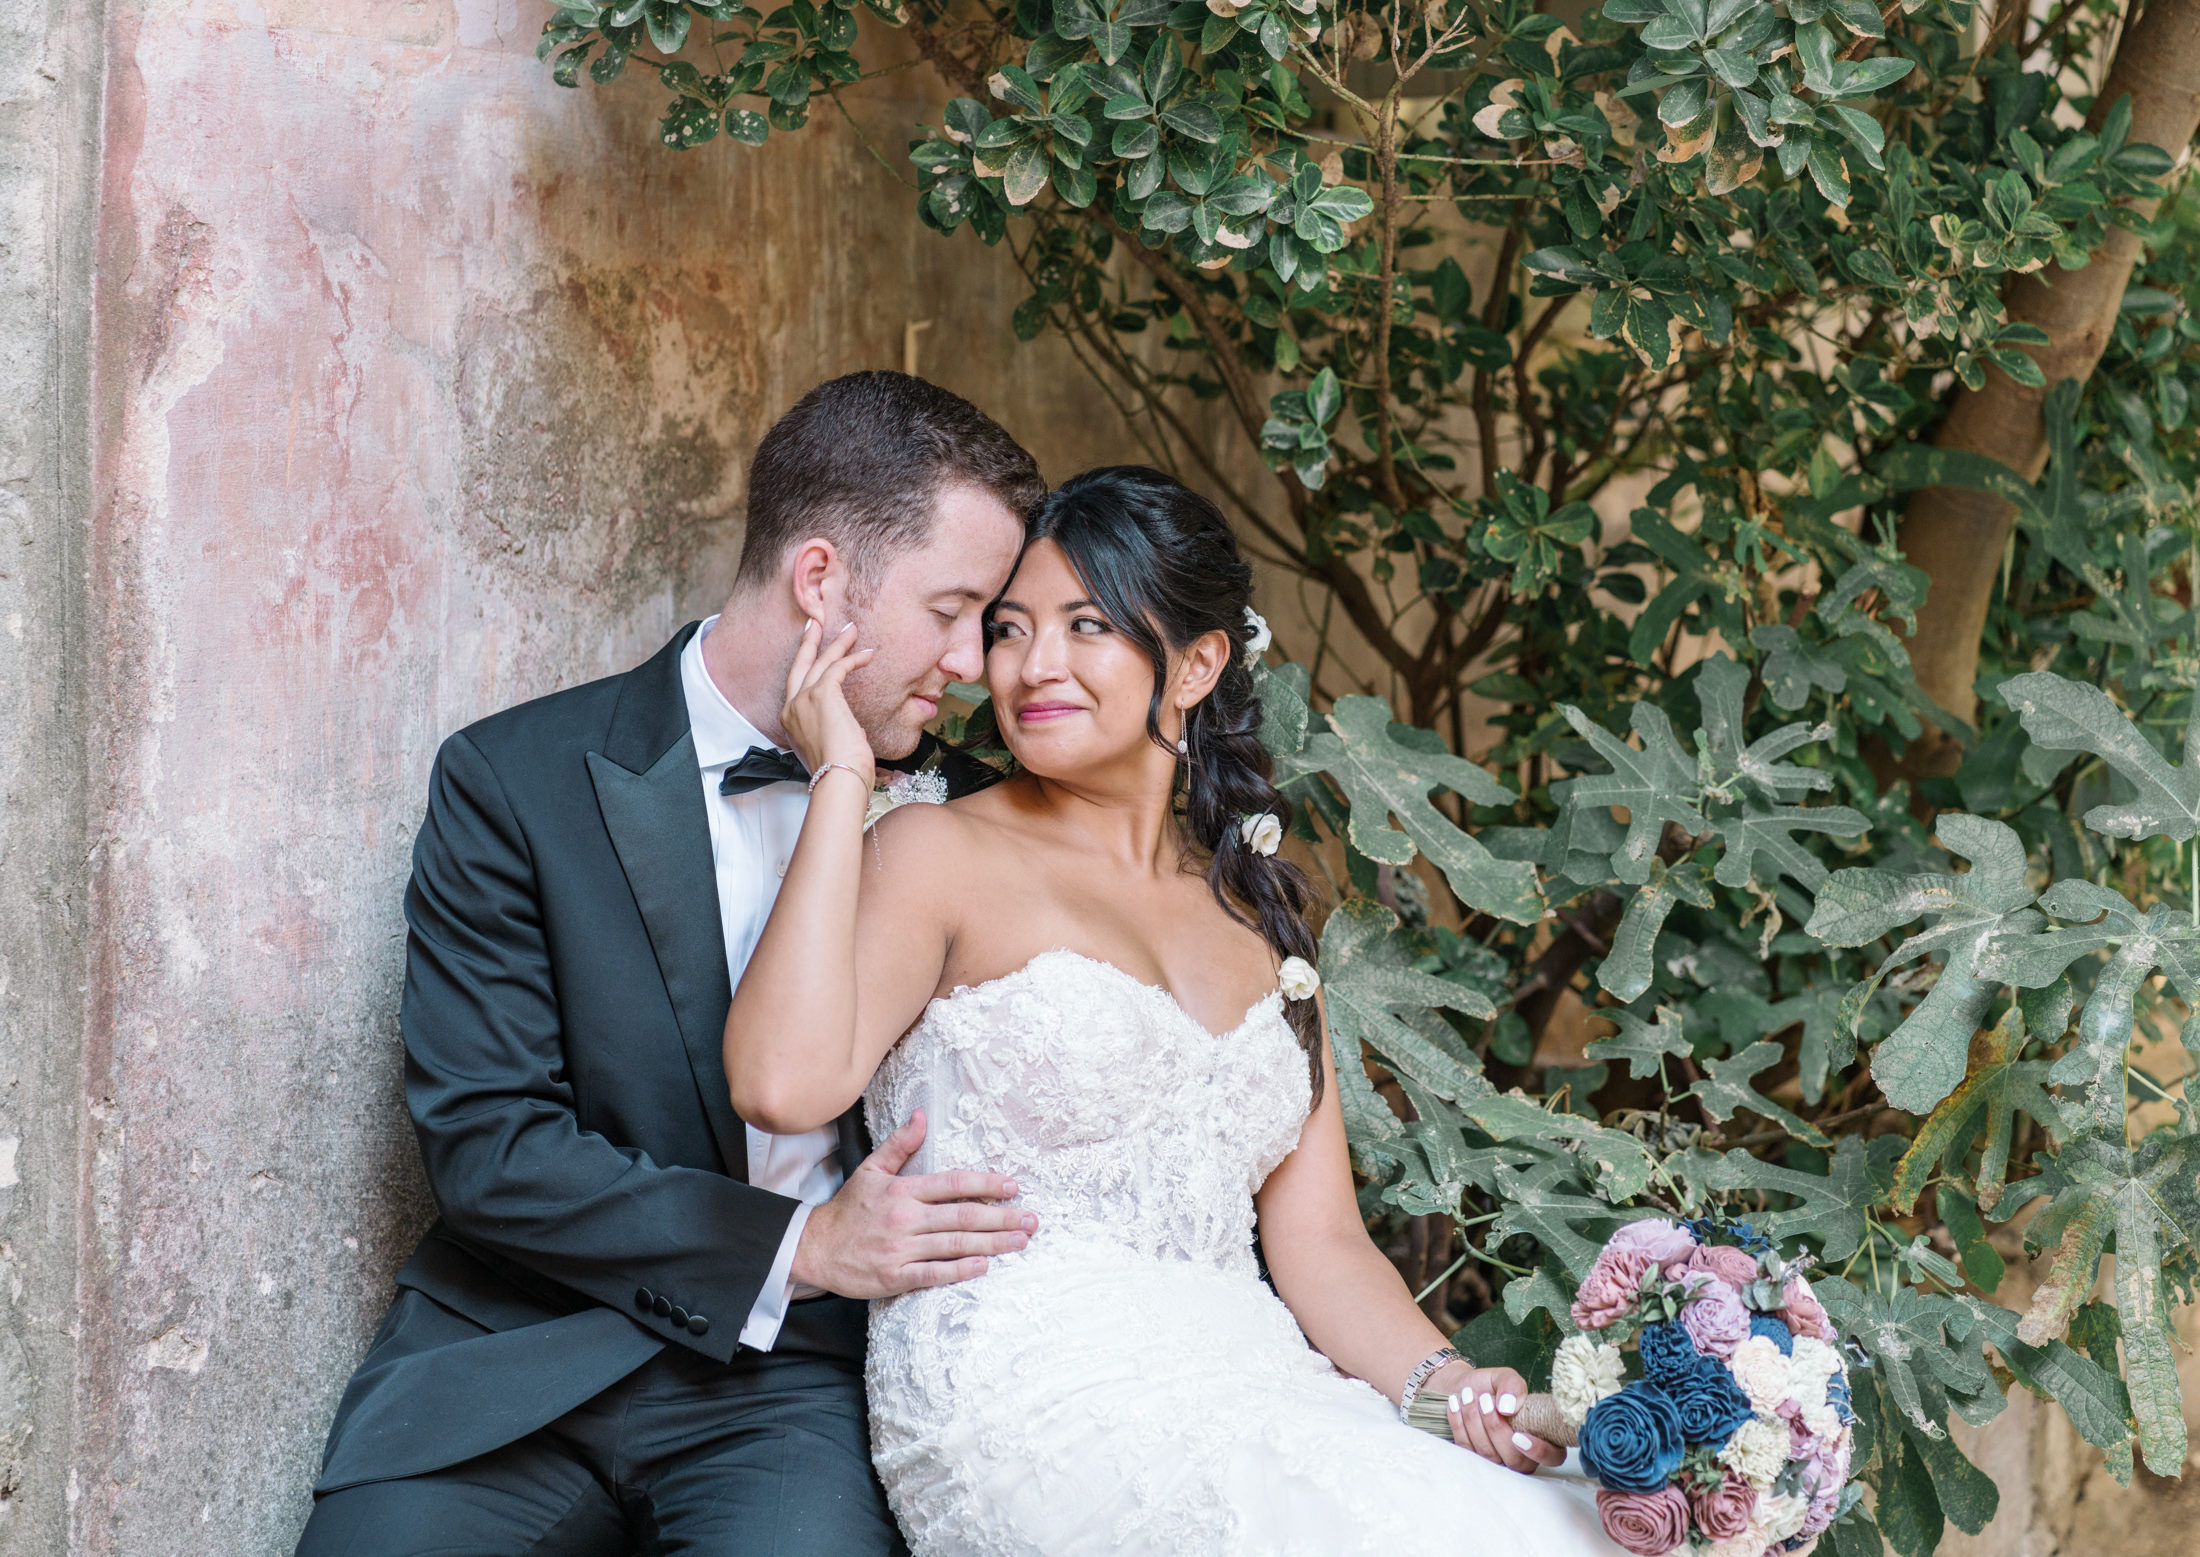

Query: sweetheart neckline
<box><xmin>928</xmin><ymin>948</ymin><xmax>1286</xmax><ymax>1045</ymax></box>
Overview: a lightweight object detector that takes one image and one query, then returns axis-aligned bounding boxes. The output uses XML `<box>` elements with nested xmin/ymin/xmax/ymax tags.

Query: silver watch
<box><xmin>1397</xmin><ymin>1345</ymin><xmax>1467</xmax><ymax>1422</ymax></box>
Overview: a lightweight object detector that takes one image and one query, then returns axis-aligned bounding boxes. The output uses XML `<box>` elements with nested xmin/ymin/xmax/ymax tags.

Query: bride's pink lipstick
<box><xmin>1016</xmin><ymin>701</ymin><xmax>1084</xmax><ymax>723</ymax></box>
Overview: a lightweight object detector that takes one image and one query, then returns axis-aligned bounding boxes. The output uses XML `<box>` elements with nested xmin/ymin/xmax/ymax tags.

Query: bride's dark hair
<box><xmin>1018</xmin><ymin>465</ymin><xmax>1325</xmax><ymax>1100</ymax></box>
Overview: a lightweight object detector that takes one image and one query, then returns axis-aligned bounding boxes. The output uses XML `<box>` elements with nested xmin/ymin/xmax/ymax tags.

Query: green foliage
<box><xmin>531</xmin><ymin>0</ymin><xmax>2200</xmax><ymax>1535</ymax></box>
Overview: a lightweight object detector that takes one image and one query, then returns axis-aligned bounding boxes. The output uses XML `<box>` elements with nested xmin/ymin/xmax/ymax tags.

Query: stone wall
<box><xmin>3</xmin><ymin>4</ymin><xmax>1152</xmax><ymax>1551</ymax></box>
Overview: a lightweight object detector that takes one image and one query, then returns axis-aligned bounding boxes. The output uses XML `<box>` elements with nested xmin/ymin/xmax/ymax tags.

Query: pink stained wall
<box><xmin>70</xmin><ymin>5</ymin><xmax>1139</xmax><ymax>1550</ymax></box>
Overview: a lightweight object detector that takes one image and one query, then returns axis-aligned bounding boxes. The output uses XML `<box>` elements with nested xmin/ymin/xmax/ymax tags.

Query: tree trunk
<box><xmin>1891</xmin><ymin>0</ymin><xmax>2200</xmax><ymax>770</ymax></box>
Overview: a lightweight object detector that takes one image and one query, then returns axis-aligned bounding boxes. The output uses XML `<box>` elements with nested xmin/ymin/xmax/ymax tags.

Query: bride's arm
<box><xmin>1255</xmin><ymin>1015</ymin><xmax>1565</xmax><ymax>1476</ymax></box>
<box><xmin>720</xmin><ymin>621</ymin><xmax>959</xmax><ymax>1134</ymax></box>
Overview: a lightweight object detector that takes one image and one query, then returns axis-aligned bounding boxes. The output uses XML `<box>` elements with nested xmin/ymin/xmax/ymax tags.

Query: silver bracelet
<box><xmin>1397</xmin><ymin>1345</ymin><xmax>1466</xmax><ymax>1423</ymax></box>
<box><xmin>805</xmin><ymin>761</ymin><xmax>867</xmax><ymax>795</ymax></box>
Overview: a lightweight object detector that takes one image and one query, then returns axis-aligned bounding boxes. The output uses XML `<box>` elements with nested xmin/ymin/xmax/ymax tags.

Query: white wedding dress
<box><xmin>862</xmin><ymin>949</ymin><xmax>1615</xmax><ymax>1556</ymax></box>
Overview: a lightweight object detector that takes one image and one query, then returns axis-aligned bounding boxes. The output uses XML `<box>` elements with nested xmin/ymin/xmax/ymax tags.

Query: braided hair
<box><xmin>1020</xmin><ymin>466</ymin><xmax>1326</xmax><ymax>1100</ymax></box>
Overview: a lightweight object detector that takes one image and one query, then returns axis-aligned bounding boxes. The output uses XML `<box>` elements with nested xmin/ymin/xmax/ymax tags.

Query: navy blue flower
<box><xmin>1729</xmin><ymin>1220</ymin><xmax>1773</xmax><ymax>1254</ymax></box>
<box><xmin>1666</xmin><ymin>1355</ymin><xmax>1755</xmax><ymax>1449</ymax></box>
<box><xmin>1750</xmin><ymin>1314</ymin><xmax>1795</xmax><ymax>1355</ymax></box>
<box><xmin>1636</xmin><ymin>1320</ymin><xmax>1699</xmax><ymax>1386</ymax></box>
<box><xmin>1578</xmin><ymin>1383</ymin><xmax>1687</xmax><ymax>1492</ymax></box>
<box><xmin>1826</xmin><ymin>1374</ymin><xmax>1855</xmax><ymax>1424</ymax></box>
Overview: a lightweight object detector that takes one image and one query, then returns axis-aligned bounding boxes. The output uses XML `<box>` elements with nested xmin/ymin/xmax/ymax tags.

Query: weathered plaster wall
<box><xmin>0</xmin><ymin>0</ymin><xmax>104</xmax><ymax>1549</ymax></box>
<box><xmin>9</xmin><ymin>4</ymin><xmax>1149</xmax><ymax>1552</ymax></box>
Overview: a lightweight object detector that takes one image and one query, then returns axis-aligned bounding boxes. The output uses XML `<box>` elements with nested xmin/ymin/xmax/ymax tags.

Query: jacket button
<box><xmin>635</xmin><ymin>1288</ymin><xmax>654</xmax><ymax>1312</ymax></box>
<box><xmin>687</xmin><ymin>1314</ymin><xmax>710</xmax><ymax>1336</ymax></box>
<box><xmin>670</xmin><ymin>1306</ymin><xmax>690</xmax><ymax>1328</ymax></box>
<box><xmin>653</xmin><ymin>1295</ymin><xmax>672</xmax><ymax>1318</ymax></box>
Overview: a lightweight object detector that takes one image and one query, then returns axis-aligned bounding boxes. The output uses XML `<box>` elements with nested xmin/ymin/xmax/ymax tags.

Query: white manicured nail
<box><xmin>1447</xmin><ymin>1392</ymin><xmax>1461</xmax><ymax>1413</ymax></box>
<box><xmin>1512</xmin><ymin>1432</ymin><xmax>1534</xmax><ymax>1452</ymax></box>
<box><xmin>1498</xmin><ymin>1393</ymin><xmax>1518</xmax><ymax>1414</ymax></box>
<box><xmin>1479</xmin><ymin>1393</ymin><xmax>1494</xmax><ymax>1414</ymax></box>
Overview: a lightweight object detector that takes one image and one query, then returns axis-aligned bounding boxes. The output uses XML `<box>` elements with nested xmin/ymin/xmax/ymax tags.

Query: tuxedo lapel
<box><xmin>589</xmin><ymin>624</ymin><xmax>749</xmax><ymax>1182</ymax></box>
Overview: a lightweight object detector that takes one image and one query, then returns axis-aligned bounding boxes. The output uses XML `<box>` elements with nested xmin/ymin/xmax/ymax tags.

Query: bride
<box><xmin>722</xmin><ymin>466</ymin><xmax>1615</xmax><ymax>1555</ymax></box>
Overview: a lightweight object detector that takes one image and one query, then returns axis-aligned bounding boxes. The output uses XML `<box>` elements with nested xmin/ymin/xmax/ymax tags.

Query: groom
<box><xmin>296</xmin><ymin>373</ymin><xmax>1045</xmax><ymax>1555</ymax></box>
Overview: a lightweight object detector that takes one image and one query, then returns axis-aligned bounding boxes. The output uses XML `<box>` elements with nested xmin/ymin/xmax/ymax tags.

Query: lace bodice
<box><xmin>860</xmin><ymin>948</ymin><xmax>1615</xmax><ymax>1556</ymax></box>
<box><xmin>863</xmin><ymin>948</ymin><xmax>1312</xmax><ymax>1275</ymax></box>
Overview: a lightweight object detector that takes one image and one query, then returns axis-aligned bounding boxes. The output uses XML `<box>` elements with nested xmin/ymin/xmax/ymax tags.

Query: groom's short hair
<box><xmin>735</xmin><ymin>372</ymin><xmax>1045</xmax><ymax>593</ymax></box>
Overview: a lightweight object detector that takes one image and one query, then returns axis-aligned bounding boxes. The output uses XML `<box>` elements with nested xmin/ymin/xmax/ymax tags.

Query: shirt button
<box><xmin>775</xmin><ymin>859</ymin><xmax>789</xmax><ymax>878</ymax></box>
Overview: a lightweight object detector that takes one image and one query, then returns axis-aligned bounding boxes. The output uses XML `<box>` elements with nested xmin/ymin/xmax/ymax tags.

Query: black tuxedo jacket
<box><xmin>315</xmin><ymin>621</ymin><xmax>995</xmax><ymax>1494</ymax></box>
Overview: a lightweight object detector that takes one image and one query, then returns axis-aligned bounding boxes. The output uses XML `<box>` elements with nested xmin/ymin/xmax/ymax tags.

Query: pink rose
<box><xmin>1597</xmin><ymin>1487</ymin><xmax>1691</xmax><ymax>1557</ymax></box>
<box><xmin>1781</xmin><ymin>1277</ymin><xmax>1833</xmax><ymax>1343</ymax></box>
<box><xmin>1685</xmin><ymin>1244</ymin><xmax>1762</xmax><ymax>1289</ymax></box>
<box><xmin>1689</xmin><ymin>1474</ymin><xmax>1758</xmax><ymax>1541</ymax></box>
<box><xmin>1608</xmin><ymin>1217</ymin><xmax>1699</xmax><ymax>1272</ymax></box>
<box><xmin>1679</xmin><ymin>1276</ymin><xmax>1751</xmax><ymax>1358</ymax></box>
<box><xmin>1572</xmin><ymin>1248</ymin><xmax>1654</xmax><ymax>1331</ymax></box>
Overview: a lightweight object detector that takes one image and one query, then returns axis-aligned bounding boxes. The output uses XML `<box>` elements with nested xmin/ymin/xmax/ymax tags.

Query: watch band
<box><xmin>1397</xmin><ymin>1345</ymin><xmax>1467</xmax><ymax>1423</ymax></box>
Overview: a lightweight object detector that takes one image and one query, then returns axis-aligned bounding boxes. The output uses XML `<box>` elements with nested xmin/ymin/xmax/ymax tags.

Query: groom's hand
<box><xmin>791</xmin><ymin>1110</ymin><xmax>1037</xmax><ymax>1299</ymax></box>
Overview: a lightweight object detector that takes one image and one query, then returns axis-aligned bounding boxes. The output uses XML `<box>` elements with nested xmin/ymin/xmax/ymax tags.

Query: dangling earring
<box><xmin>1176</xmin><ymin>734</ymin><xmax>1188</xmax><ymax>757</ymax></box>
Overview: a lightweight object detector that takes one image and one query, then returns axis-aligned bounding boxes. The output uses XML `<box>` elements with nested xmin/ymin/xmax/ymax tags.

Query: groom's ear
<box><xmin>786</xmin><ymin>537</ymin><xmax>852</xmax><ymax>626</ymax></box>
<box><xmin>1171</xmin><ymin>629</ymin><xmax>1233</xmax><ymax>710</ymax></box>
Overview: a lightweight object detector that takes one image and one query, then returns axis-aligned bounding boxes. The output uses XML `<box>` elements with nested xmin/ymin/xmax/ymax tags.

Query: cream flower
<box><xmin>1242</xmin><ymin>606</ymin><xmax>1273</xmax><ymax>663</ymax></box>
<box><xmin>1278</xmin><ymin>956</ymin><xmax>1320</xmax><ymax>1001</ymax></box>
<box><xmin>1240</xmin><ymin>813</ymin><xmax>1284</xmax><ymax>856</ymax></box>
<box><xmin>1758</xmin><ymin>1491</ymin><xmax>1810</xmax><ymax>1544</ymax></box>
<box><xmin>1703</xmin><ymin>1530</ymin><xmax>1770</xmax><ymax>1557</ymax></box>
<box><xmin>1550</xmin><ymin>1333</ymin><xmax>1626</xmax><ymax>1427</ymax></box>
<box><xmin>1719</xmin><ymin>1414</ymin><xmax>1791</xmax><ymax>1492</ymax></box>
<box><xmin>1728</xmin><ymin>1335</ymin><xmax>1793</xmax><ymax>1417</ymax></box>
<box><xmin>1799</xmin><ymin>1400</ymin><xmax>1841</xmax><ymax>1444</ymax></box>
<box><xmin>1786</xmin><ymin>1336</ymin><xmax>1840</xmax><ymax>1413</ymax></box>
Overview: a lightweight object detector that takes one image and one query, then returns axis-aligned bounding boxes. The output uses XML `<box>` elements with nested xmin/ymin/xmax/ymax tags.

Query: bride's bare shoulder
<box><xmin>866</xmin><ymin>782</ymin><xmax>1018</xmax><ymax>882</ymax></box>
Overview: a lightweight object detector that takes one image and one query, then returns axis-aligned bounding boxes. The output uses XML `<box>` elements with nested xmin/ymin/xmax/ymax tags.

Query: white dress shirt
<box><xmin>681</xmin><ymin>615</ymin><xmax>846</xmax><ymax>1351</ymax></box>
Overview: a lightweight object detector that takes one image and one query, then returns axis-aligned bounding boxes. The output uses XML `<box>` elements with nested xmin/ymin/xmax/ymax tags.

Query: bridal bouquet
<box><xmin>1557</xmin><ymin>1217</ymin><xmax>1857</xmax><ymax>1557</ymax></box>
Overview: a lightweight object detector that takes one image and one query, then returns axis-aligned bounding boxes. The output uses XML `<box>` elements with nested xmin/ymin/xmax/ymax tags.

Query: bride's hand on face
<box><xmin>1434</xmin><ymin>1363</ymin><xmax>1566</xmax><ymax>1476</ymax></box>
<box><xmin>782</xmin><ymin>619</ymin><xmax>879</xmax><ymax>790</ymax></box>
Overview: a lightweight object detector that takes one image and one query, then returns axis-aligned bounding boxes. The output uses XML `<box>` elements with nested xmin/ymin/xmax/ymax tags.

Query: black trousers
<box><xmin>294</xmin><ymin>1340</ymin><xmax>907</xmax><ymax>1557</ymax></box>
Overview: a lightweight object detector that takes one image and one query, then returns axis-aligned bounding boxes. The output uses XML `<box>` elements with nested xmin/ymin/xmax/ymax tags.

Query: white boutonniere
<box><xmin>864</xmin><ymin>766</ymin><xmax>949</xmax><ymax>830</ymax></box>
<box><xmin>1277</xmin><ymin>956</ymin><xmax>1320</xmax><ymax>1001</ymax></box>
<box><xmin>1239</xmin><ymin>812</ymin><xmax>1283</xmax><ymax>856</ymax></box>
<box><xmin>1242</xmin><ymin>606</ymin><xmax>1273</xmax><ymax>666</ymax></box>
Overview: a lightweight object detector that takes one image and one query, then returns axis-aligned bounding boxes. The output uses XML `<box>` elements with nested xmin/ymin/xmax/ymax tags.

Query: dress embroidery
<box><xmin>862</xmin><ymin>950</ymin><xmax>1616</xmax><ymax>1557</ymax></box>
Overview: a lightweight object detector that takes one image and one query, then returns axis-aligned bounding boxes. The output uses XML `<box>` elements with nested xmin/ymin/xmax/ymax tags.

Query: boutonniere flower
<box><xmin>864</xmin><ymin>766</ymin><xmax>949</xmax><ymax>830</ymax></box>
<box><xmin>1277</xmin><ymin>956</ymin><xmax>1320</xmax><ymax>1001</ymax></box>
<box><xmin>1239</xmin><ymin>812</ymin><xmax>1283</xmax><ymax>856</ymax></box>
<box><xmin>1242</xmin><ymin>606</ymin><xmax>1272</xmax><ymax>666</ymax></box>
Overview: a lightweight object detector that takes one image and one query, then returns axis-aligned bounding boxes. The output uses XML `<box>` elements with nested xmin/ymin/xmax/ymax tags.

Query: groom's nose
<box><xmin>938</xmin><ymin>615</ymin><xmax>985</xmax><ymax>684</ymax></box>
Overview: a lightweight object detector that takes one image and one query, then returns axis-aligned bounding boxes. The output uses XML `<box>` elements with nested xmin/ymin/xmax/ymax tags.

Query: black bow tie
<box><xmin>719</xmin><ymin>747</ymin><xmax>810</xmax><ymax>796</ymax></box>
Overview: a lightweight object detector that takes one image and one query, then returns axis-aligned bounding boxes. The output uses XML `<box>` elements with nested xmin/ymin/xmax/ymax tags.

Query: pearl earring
<box><xmin>1176</xmin><ymin>735</ymin><xmax>1188</xmax><ymax>756</ymax></box>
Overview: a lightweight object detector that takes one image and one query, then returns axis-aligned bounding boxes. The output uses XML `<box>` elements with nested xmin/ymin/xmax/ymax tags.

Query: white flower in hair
<box><xmin>1239</xmin><ymin>813</ymin><xmax>1283</xmax><ymax>855</ymax></box>
<box><xmin>1241</xmin><ymin>606</ymin><xmax>1273</xmax><ymax>665</ymax></box>
<box><xmin>1277</xmin><ymin>956</ymin><xmax>1320</xmax><ymax>1001</ymax></box>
